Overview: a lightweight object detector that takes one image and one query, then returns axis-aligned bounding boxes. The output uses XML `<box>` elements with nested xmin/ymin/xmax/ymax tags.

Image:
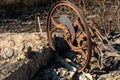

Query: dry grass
<box><xmin>1</xmin><ymin>0</ymin><xmax>52</xmax><ymax>5</ymax></box>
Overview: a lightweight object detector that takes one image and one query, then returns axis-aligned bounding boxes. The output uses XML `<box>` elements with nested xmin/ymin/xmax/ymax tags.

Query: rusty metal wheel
<box><xmin>47</xmin><ymin>1</ymin><xmax>92</xmax><ymax>73</ymax></box>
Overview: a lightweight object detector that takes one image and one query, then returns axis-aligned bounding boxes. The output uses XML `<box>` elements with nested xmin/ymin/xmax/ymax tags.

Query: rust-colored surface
<box><xmin>47</xmin><ymin>1</ymin><xmax>92</xmax><ymax>73</ymax></box>
<box><xmin>46</xmin><ymin>1</ymin><xmax>120</xmax><ymax>73</ymax></box>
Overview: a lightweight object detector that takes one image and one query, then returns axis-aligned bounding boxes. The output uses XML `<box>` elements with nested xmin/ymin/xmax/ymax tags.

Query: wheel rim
<box><xmin>47</xmin><ymin>1</ymin><xmax>92</xmax><ymax>73</ymax></box>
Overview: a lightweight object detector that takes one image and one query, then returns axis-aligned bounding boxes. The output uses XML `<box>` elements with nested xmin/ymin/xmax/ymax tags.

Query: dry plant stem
<box><xmin>37</xmin><ymin>16</ymin><xmax>43</xmax><ymax>34</ymax></box>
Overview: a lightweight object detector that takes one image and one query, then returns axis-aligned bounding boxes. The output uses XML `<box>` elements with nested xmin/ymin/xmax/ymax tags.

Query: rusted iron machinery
<box><xmin>47</xmin><ymin>1</ymin><xmax>120</xmax><ymax>73</ymax></box>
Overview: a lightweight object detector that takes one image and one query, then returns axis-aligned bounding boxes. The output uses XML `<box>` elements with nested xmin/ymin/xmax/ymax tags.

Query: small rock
<box><xmin>5</xmin><ymin>48</ymin><xmax>14</xmax><ymax>59</ymax></box>
<box><xmin>39</xmin><ymin>45</ymin><xmax>43</xmax><ymax>53</ymax></box>
<box><xmin>69</xmin><ymin>71</ymin><xmax>75</xmax><ymax>79</ymax></box>
<box><xmin>115</xmin><ymin>39</ymin><xmax>120</xmax><ymax>44</ymax></box>
<box><xmin>60</xmin><ymin>69</ymin><xmax>67</xmax><ymax>77</ymax></box>
<box><xmin>98</xmin><ymin>77</ymin><xmax>106</xmax><ymax>80</ymax></box>
<box><xmin>82</xmin><ymin>72</ymin><xmax>93</xmax><ymax>80</ymax></box>
<box><xmin>79</xmin><ymin>73</ymin><xmax>87</xmax><ymax>80</ymax></box>
<box><xmin>0</xmin><ymin>61</ymin><xmax>7</xmax><ymax>67</ymax></box>
<box><xmin>35</xmin><ymin>34</ymin><xmax>42</xmax><ymax>40</ymax></box>
<box><xmin>14</xmin><ymin>50</ymin><xmax>19</xmax><ymax>58</ymax></box>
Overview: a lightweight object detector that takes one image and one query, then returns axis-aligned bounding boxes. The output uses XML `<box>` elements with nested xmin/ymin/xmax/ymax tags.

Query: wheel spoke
<box><xmin>51</xmin><ymin>17</ymin><xmax>58</xmax><ymax>27</ymax></box>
